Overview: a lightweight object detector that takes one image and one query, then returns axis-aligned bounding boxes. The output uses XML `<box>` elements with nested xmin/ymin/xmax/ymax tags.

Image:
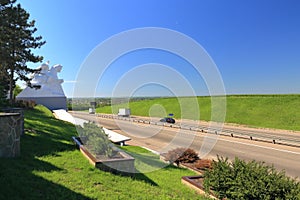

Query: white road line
<box><xmin>215</xmin><ymin>136</ymin><xmax>300</xmax><ymax>155</ymax></box>
<box><xmin>169</xmin><ymin>127</ymin><xmax>300</xmax><ymax>155</ymax></box>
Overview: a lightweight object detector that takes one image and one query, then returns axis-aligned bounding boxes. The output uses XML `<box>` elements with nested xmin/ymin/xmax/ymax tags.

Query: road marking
<box><xmin>166</xmin><ymin>127</ymin><xmax>300</xmax><ymax>155</ymax></box>
<box><xmin>215</xmin><ymin>137</ymin><xmax>300</xmax><ymax>155</ymax></box>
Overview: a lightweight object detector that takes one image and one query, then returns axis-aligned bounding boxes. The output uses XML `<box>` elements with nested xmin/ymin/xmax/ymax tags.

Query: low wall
<box><xmin>0</xmin><ymin>113</ymin><xmax>22</xmax><ymax>157</ymax></box>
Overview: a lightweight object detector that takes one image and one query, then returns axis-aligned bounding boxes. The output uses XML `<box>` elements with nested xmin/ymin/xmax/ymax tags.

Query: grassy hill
<box><xmin>0</xmin><ymin>105</ymin><xmax>207</xmax><ymax>200</ymax></box>
<box><xmin>96</xmin><ymin>94</ymin><xmax>300</xmax><ymax>131</ymax></box>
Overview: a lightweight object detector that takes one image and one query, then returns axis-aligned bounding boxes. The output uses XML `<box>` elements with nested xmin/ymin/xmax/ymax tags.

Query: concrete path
<box><xmin>53</xmin><ymin>109</ymin><xmax>87</xmax><ymax>126</ymax></box>
<box><xmin>53</xmin><ymin>109</ymin><xmax>131</xmax><ymax>145</ymax></box>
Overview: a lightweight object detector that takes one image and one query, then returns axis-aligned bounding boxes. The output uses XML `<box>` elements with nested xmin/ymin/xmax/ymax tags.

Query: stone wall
<box><xmin>1</xmin><ymin>108</ymin><xmax>24</xmax><ymax>135</ymax></box>
<box><xmin>0</xmin><ymin>113</ymin><xmax>22</xmax><ymax>157</ymax></box>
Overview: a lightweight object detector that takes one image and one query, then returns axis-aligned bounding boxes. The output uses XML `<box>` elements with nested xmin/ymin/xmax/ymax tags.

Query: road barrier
<box><xmin>96</xmin><ymin>114</ymin><xmax>300</xmax><ymax>148</ymax></box>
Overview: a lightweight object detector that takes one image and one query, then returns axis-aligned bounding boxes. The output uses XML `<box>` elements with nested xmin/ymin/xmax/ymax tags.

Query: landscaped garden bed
<box><xmin>72</xmin><ymin>123</ymin><xmax>135</xmax><ymax>175</ymax></box>
<box><xmin>161</xmin><ymin>147</ymin><xmax>300</xmax><ymax>200</ymax></box>
<box><xmin>160</xmin><ymin>148</ymin><xmax>216</xmax><ymax>198</ymax></box>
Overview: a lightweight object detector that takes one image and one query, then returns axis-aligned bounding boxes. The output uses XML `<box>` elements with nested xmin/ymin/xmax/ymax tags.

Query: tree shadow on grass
<box><xmin>132</xmin><ymin>173</ymin><xmax>158</xmax><ymax>186</ymax></box>
<box><xmin>108</xmin><ymin>169</ymin><xmax>159</xmax><ymax>187</ymax></box>
<box><xmin>0</xmin><ymin>158</ymin><xmax>91</xmax><ymax>200</ymax></box>
<box><xmin>122</xmin><ymin>149</ymin><xmax>167</xmax><ymax>171</ymax></box>
<box><xmin>120</xmin><ymin>152</ymin><xmax>189</xmax><ymax>187</ymax></box>
<box><xmin>116</xmin><ymin>148</ymin><xmax>169</xmax><ymax>187</ymax></box>
<box><xmin>0</xmin><ymin>107</ymin><xmax>92</xmax><ymax>200</ymax></box>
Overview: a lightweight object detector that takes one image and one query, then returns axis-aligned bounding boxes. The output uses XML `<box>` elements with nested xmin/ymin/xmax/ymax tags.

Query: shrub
<box><xmin>194</xmin><ymin>159</ymin><xmax>212</xmax><ymax>170</ymax></box>
<box><xmin>14</xmin><ymin>100</ymin><xmax>36</xmax><ymax>109</ymax></box>
<box><xmin>204</xmin><ymin>156</ymin><xmax>300</xmax><ymax>199</ymax></box>
<box><xmin>76</xmin><ymin>122</ymin><xmax>114</xmax><ymax>158</ymax></box>
<box><xmin>164</xmin><ymin>147</ymin><xmax>199</xmax><ymax>166</ymax></box>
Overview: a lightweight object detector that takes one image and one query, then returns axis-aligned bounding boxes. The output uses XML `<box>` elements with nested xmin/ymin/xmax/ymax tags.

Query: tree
<box><xmin>0</xmin><ymin>1</ymin><xmax>10</xmax><ymax>106</ymax></box>
<box><xmin>13</xmin><ymin>84</ymin><xmax>22</xmax><ymax>98</ymax></box>
<box><xmin>0</xmin><ymin>0</ymin><xmax>45</xmax><ymax>105</ymax></box>
<box><xmin>0</xmin><ymin>74</ymin><xmax>9</xmax><ymax>107</ymax></box>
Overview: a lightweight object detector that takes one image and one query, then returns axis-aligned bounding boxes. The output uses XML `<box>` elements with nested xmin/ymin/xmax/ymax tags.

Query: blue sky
<box><xmin>18</xmin><ymin>0</ymin><xmax>300</xmax><ymax>97</ymax></box>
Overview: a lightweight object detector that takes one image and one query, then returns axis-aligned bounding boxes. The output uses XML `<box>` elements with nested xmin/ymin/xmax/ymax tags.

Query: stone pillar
<box><xmin>0</xmin><ymin>113</ymin><xmax>21</xmax><ymax>157</ymax></box>
<box><xmin>1</xmin><ymin>108</ymin><xmax>24</xmax><ymax>135</ymax></box>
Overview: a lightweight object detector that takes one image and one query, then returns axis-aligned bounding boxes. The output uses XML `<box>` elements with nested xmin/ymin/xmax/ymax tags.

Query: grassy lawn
<box><xmin>96</xmin><ymin>94</ymin><xmax>300</xmax><ymax>131</ymax></box>
<box><xmin>0</xmin><ymin>105</ymin><xmax>208</xmax><ymax>200</ymax></box>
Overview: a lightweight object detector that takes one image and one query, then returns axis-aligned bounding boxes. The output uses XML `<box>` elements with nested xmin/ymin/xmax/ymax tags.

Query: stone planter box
<box><xmin>0</xmin><ymin>113</ymin><xmax>22</xmax><ymax>157</ymax></box>
<box><xmin>72</xmin><ymin>136</ymin><xmax>135</xmax><ymax>175</ymax></box>
<box><xmin>182</xmin><ymin>175</ymin><xmax>218</xmax><ymax>199</ymax></box>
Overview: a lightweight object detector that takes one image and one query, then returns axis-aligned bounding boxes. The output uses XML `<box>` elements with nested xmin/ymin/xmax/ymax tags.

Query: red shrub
<box><xmin>194</xmin><ymin>159</ymin><xmax>213</xmax><ymax>170</ymax></box>
<box><xmin>164</xmin><ymin>147</ymin><xmax>199</xmax><ymax>166</ymax></box>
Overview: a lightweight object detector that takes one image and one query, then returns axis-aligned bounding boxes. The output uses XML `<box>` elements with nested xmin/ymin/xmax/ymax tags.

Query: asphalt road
<box><xmin>71</xmin><ymin>112</ymin><xmax>300</xmax><ymax>178</ymax></box>
<box><xmin>97</xmin><ymin>113</ymin><xmax>300</xmax><ymax>147</ymax></box>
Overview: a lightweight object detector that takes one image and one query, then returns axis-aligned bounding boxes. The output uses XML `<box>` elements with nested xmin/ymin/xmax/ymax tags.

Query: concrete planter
<box><xmin>72</xmin><ymin>136</ymin><xmax>135</xmax><ymax>175</ymax></box>
<box><xmin>182</xmin><ymin>175</ymin><xmax>218</xmax><ymax>199</ymax></box>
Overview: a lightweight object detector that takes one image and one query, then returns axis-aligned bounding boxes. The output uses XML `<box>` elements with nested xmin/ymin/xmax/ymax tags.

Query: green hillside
<box><xmin>0</xmin><ymin>105</ymin><xmax>206</xmax><ymax>200</ymax></box>
<box><xmin>96</xmin><ymin>94</ymin><xmax>300</xmax><ymax>131</ymax></box>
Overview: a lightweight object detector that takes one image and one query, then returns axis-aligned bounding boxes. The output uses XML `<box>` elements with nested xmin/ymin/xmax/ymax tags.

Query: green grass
<box><xmin>98</xmin><ymin>97</ymin><xmax>209</xmax><ymax>120</ymax></box>
<box><xmin>0</xmin><ymin>105</ymin><xmax>208</xmax><ymax>200</ymax></box>
<box><xmin>225</xmin><ymin>95</ymin><xmax>300</xmax><ymax>130</ymax></box>
<box><xmin>96</xmin><ymin>94</ymin><xmax>300</xmax><ymax>131</ymax></box>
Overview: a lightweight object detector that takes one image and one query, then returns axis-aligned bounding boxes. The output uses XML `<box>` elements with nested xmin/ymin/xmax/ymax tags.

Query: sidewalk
<box><xmin>53</xmin><ymin>109</ymin><xmax>131</xmax><ymax>145</ymax></box>
<box><xmin>53</xmin><ymin>109</ymin><xmax>87</xmax><ymax>126</ymax></box>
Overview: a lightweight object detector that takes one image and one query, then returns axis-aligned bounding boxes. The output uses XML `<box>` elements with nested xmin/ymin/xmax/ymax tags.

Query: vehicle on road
<box><xmin>118</xmin><ymin>108</ymin><xmax>131</xmax><ymax>117</ymax></box>
<box><xmin>160</xmin><ymin>117</ymin><xmax>176</xmax><ymax>124</ymax></box>
<box><xmin>89</xmin><ymin>108</ymin><xmax>95</xmax><ymax>114</ymax></box>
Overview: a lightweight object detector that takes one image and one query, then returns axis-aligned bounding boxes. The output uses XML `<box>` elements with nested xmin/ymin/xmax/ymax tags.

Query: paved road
<box><xmin>71</xmin><ymin>112</ymin><xmax>300</xmax><ymax>178</ymax></box>
<box><xmin>96</xmin><ymin>113</ymin><xmax>300</xmax><ymax>147</ymax></box>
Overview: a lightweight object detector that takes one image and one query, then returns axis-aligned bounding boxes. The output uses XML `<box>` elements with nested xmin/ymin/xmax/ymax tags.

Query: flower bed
<box><xmin>72</xmin><ymin>136</ymin><xmax>135</xmax><ymax>175</ymax></box>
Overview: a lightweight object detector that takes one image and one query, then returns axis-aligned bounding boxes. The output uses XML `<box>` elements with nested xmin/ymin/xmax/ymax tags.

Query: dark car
<box><xmin>160</xmin><ymin>117</ymin><xmax>176</xmax><ymax>124</ymax></box>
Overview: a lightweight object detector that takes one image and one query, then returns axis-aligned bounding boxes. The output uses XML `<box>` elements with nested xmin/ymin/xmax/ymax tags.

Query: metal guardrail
<box><xmin>96</xmin><ymin>114</ymin><xmax>300</xmax><ymax>148</ymax></box>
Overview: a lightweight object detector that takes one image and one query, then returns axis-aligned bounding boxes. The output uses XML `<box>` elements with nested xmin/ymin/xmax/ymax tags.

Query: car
<box><xmin>160</xmin><ymin>117</ymin><xmax>176</xmax><ymax>124</ymax></box>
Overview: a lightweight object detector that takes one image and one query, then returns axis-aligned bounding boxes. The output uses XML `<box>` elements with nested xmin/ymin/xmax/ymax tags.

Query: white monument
<box><xmin>16</xmin><ymin>62</ymin><xmax>67</xmax><ymax>110</ymax></box>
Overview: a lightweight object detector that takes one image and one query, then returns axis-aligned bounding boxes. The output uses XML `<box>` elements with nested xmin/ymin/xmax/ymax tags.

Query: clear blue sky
<box><xmin>18</xmin><ymin>0</ymin><xmax>300</xmax><ymax>97</ymax></box>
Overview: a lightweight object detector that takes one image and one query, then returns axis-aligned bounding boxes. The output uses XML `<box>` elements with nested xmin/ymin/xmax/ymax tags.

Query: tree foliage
<box><xmin>0</xmin><ymin>73</ymin><xmax>9</xmax><ymax>107</ymax></box>
<box><xmin>13</xmin><ymin>84</ymin><xmax>22</xmax><ymax>98</ymax></box>
<box><xmin>0</xmin><ymin>0</ymin><xmax>45</xmax><ymax>104</ymax></box>
<box><xmin>204</xmin><ymin>156</ymin><xmax>300</xmax><ymax>199</ymax></box>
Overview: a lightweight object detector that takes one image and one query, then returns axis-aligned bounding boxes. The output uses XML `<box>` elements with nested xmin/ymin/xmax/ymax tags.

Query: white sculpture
<box><xmin>17</xmin><ymin>62</ymin><xmax>66</xmax><ymax>97</ymax></box>
<box><xmin>16</xmin><ymin>61</ymin><xmax>67</xmax><ymax>110</ymax></box>
<box><xmin>30</xmin><ymin>62</ymin><xmax>50</xmax><ymax>85</ymax></box>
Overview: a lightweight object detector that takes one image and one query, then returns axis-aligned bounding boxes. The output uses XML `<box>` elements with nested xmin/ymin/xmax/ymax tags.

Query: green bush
<box><xmin>204</xmin><ymin>156</ymin><xmax>300</xmax><ymax>200</ymax></box>
<box><xmin>76</xmin><ymin>122</ymin><xmax>114</xmax><ymax>158</ymax></box>
<box><xmin>14</xmin><ymin>100</ymin><xmax>36</xmax><ymax>109</ymax></box>
<box><xmin>164</xmin><ymin>148</ymin><xmax>199</xmax><ymax>166</ymax></box>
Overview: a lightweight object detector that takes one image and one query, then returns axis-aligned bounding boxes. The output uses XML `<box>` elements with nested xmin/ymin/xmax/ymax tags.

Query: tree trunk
<box><xmin>9</xmin><ymin>67</ymin><xmax>14</xmax><ymax>105</ymax></box>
